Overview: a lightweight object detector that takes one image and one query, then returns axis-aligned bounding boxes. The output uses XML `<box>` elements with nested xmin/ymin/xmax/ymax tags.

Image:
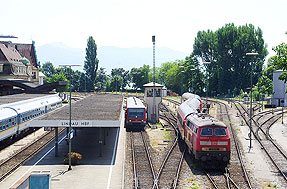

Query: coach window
<box><xmin>186</xmin><ymin>121</ymin><xmax>190</xmax><ymax>129</ymax></box>
<box><xmin>201</xmin><ymin>128</ymin><xmax>213</xmax><ymax>136</ymax></box>
<box><xmin>9</xmin><ymin>118</ymin><xmax>12</xmax><ymax>127</ymax></box>
<box><xmin>190</xmin><ymin>123</ymin><xmax>194</xmax><ymax>131</ymax></box>
<box><xmin>0</xmin><ymin>120</ymin><xmax>2</xmax><ymax>130</ymax></box>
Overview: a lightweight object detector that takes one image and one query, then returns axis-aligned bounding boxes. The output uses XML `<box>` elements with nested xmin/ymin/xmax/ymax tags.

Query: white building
<box><xmin>143</xmin><ymin>82</ymin><xmax>163</xmax><ymax>123</ymax></box>
<box><xmin>270</xmin><ymin>70</ymin><xmax>287</xmax><ymax>107</ymax></box>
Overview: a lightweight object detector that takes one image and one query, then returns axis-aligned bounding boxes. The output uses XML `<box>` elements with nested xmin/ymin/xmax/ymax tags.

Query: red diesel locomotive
<box><xmin>177</xmin><ymin>93</ymin><xmax>230</xmax><ymax>165</ymax></box>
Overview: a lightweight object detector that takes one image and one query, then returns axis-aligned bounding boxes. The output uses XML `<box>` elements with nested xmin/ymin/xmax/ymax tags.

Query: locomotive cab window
<box><xmin>201</xmin><ymin>128</ymin><xmax>213</xmax><ymax>136</ymax></box>
<box><xmin>128</xmin><ymin>108</ymin><xmax>145</xmax><ymax>119</ymax></box>
<box><xmin>214</xmin><ymin>128</ymin><xmax>227</xmax><ymax>136</ymax></box>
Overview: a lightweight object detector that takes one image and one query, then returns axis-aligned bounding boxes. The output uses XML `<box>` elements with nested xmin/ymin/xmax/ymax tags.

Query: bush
<box><xmin>64</xmin><ymin>152</ymin><xmax>82</xmax><ymax>165</ymax></box>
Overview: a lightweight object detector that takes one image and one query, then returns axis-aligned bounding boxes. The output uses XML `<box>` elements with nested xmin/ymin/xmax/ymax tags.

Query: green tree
<box><xmin>71</xmin><ymin>70</ymin><xmax>82</xmax><ymax>91</ymax></box>
<box><xmin>84</xmin><ymin>36</ymin><xmax>99</xmax><ymax>91</ymax></box>
<box><xmin>41</xmin><ymin>62</ymin><xmax>55</xmax><ymax>77</ymax></box>
<box><xmin>110</xmin><ymin>75</ymin><xmax>123</xmax><ymax>92</ymax></box>
<box><xmin>95</xmin><ymin>67</ymin><xmax>108</xmax><ymax>90</ymax></box>
<box><xmin>79</xmin><ymin>73</ymin><xmax>88</xmax><ymax>92</ymax></box>
<box><xmin>130</xmin><ymin>65</ymin><xmax>150</xmax><ymax>90</ymax></box>
<box><xmin>158</xmin><ymin>62</ymin><xmax>175</xmax><ymax>86</ymax></box>
<box><xmin>182</xmin><ymin>55</ymin><xmax>205</xmax><ymax>95</ymax></box>
<box><xmin>44</xmin><ymin>72</ymin><xmax>68</xmax><ymax>92</ymax></box>
<box><xmin>193</xmin><ymin>23</ymin><xmax>268</xmax><ymax>96</ymax></box>
<box><xmin>111</xmin><ymin>68</ymin><xmax>130</xmax><ymax>90</ymax></box>
<box><xmin>255</xmin><ymin>75</ymin><xmax>273</xmax><ymax>97</ymax></box>
<box><xmin>271</xmin><ymin>42</ymin><xmax>287</xmax><ymax>83</ymax></box>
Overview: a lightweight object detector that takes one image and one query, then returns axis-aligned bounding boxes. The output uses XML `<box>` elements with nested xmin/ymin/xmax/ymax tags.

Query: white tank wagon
<box><xmin>182</xmin><ymin>93</ymin><xmax>201</xmax><ymax>102</ymax></box>
<box><xmin>0</xmin><ymin>94</ymin><xmax>62</xmax><ymax>141</ymax></box>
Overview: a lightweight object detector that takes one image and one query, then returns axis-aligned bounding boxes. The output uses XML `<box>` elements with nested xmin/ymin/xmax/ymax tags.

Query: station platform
<box><xmin>0</xmin><ymin>116</ymin><xmax>126</xmax><ymax>188</ymax></box>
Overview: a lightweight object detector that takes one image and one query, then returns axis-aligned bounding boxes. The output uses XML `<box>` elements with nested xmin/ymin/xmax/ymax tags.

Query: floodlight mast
<box><xmin>152</xmin><ymin>36</ymin><xmax>156</xmax><ymax>123</ymax></box>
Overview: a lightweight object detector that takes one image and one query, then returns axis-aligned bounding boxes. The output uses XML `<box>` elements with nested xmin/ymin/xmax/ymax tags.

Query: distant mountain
<box><xmin>37</xmin><ymin>42</ymin><xmax>85</xmax><ymax>70</ymax></box>
<box><xmin>37</xmin><ymin>43</ymin><xmax>188</xmax><ymax>74</ymax></box>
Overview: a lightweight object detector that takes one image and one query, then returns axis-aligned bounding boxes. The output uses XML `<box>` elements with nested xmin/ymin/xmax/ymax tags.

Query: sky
<box><xmin>1</xmin><ymin>0</ymin><xmax>286</xmax><ymax>59</ymax></box>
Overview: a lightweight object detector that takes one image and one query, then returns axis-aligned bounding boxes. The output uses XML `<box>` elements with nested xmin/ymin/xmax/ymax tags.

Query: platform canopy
<box><xmin>29</xmin><ymin>93</ymin><xmax>124</xmax><ymax>128</ymax></box>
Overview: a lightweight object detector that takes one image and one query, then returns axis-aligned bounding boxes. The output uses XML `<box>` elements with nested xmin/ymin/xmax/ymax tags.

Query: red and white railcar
<box><xmin>125</xmin><ymin>97</ymin><xmax>146</xmax><ymax>130</ymax></box>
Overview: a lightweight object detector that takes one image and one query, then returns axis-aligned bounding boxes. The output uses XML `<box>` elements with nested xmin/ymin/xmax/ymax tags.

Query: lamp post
<box><xmin>179</xmin><ymin>66</ymin><xmax>184</xmax><ymax>102</ymax></box>
<box><xmin>246</xmin><ymin>52</ymin><xmax>258</xmax><ymax>150</ymax></box>
<box><xmin>283</xmin><ymin>81</ymin><xmax>286</xmax><ymax>124</ymax></box>
<box><xmin>190</xmin><ymin>68</ymin><xmax>196</xmax><ymax>93</ymax></box>
<box><xmin>59</xmin><ymin>64</ymin><xmax>81</xmax><ymax>171</ymax></box>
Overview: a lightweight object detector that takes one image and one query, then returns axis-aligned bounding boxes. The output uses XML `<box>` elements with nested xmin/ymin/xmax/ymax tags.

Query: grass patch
<box><xmin>163</xmin><ymin>130</ymin><xmax>171</xmax><ymax>141</ymax></box>
<box><xmin>166</xmin><ymin>96</ymin><xmax>181</xmax><ymax>102</ymax></box>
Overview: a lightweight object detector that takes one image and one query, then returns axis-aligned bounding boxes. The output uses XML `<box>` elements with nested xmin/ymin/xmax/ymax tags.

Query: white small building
<box><xmin>143</xmin><ymin>82</ymin><xmax>163</xmax><ymax>123</ymax></box>
<box><xmin>38</xmin><ymin>72</ymin><xmax>45</xmax><ymax>85</ymax></box>
<box><xmin>162</xmin><ymin>87</ymin><xmax>167</xmax><ymax>98</ymax></box>
<box><xmin>270</xmin><ymin>70</ymin><xmax>287</xmax><ymax>107</ymax></box>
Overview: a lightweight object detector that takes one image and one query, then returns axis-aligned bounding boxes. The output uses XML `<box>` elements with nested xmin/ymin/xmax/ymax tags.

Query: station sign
<box><xmin>29</xmin><ymin>120</ymin><xmax>121</xmax><ymax>128</ymax></box>
<box><xmin>60</xmin><ymin>120</ymin><xmax>92</xmax><ymax>127</ymax></box>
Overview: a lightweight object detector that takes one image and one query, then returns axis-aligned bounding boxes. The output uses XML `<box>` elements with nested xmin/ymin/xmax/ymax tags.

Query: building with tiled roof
<box><xmin>0</xmin><ymin>41</ymin><xmax>39</xmax><ymax>80</ymax></box>
<box><xmin>0</xmin><ymin>41</ymin><xmax>41</xmax><ymax>94</ymax></box>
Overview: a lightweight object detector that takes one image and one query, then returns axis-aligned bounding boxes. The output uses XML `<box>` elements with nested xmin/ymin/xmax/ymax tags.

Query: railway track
<box><xmin>157</xmin><ymin>103</ymin><xmax>186</xmax><ymax>188</ymax></box>
<box><xmin>233</xmin><ymin>100</ymin><xmax>287</xmax><ymax>184</ymax></box>
<box><xmin>130</xmin><ymin>131</ymin><xmax>156</xmax><ymax>188</ymax></box>
<box><xmin>208</xmin><ymin>99</ymin><xmax>252</xmax><ymax>188</ymax></box>
<box><xmin>204</xmin><ymin>167</ymin><xmax>240</xmax><ymax>189</ymax></box>
<box><xmin>0</xmin><ymin>128</ymin><xmax>66</xmax><ymax>182</ymax></box>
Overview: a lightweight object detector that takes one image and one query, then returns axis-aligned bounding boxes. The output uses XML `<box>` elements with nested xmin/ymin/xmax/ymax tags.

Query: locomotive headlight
<box><xmin>202</xmin><ymin>147</ymin><xmax>209</xmax><ymax>151</ymax></box>
<box><xmin>219</xmin><ymin>148</ymin><xmax>226</xmax><ymax>151</ymax></box>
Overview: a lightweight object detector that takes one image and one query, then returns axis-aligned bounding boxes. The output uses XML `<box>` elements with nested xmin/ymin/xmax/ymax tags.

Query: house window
<box><xmin>0</xmin><ymin>64</ymin><xmax>3</xmax><ymax>72</ymax></box>
<box><xmin>32</xmin><ymin>72</ymin><xmax>36</xmax><ymax>79</ymax></box>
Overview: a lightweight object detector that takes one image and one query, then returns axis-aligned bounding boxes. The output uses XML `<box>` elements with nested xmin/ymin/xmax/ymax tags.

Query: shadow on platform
<box><xmin>24</xmin><ymin>127</ymin><xmax>119</xmax><ymax>166</ymax></box>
